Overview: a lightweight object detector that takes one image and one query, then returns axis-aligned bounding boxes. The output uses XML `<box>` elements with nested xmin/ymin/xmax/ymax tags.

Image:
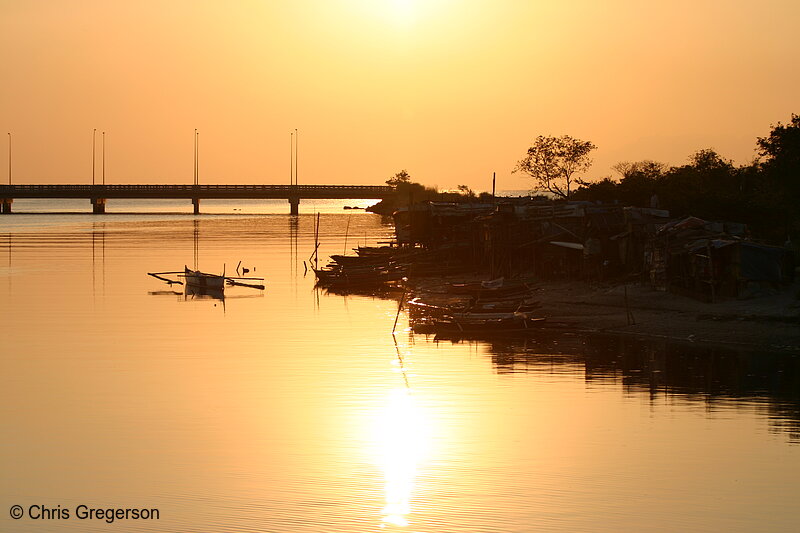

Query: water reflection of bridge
<box><xmin>0</xmin><ymin>184</ymin><xmax>395</xmax><ymax>214</ymax></box>
<box><xmin>447</xmin><ymin>333</ymin><xmax>800</xmax><ymax>441</ymax></box>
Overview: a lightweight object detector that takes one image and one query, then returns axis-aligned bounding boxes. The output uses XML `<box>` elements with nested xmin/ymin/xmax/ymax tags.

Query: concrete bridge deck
<box><xmin>0</xmin><ymin>184</ymin><xmax>395</xmax><ymax>214</ymax></box>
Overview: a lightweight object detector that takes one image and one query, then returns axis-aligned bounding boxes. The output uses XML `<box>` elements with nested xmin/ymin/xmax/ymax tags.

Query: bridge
<box><xmin>0</xmin><ymin>184</ymin><xmax>395</xmax><ymax>214</ymax></box>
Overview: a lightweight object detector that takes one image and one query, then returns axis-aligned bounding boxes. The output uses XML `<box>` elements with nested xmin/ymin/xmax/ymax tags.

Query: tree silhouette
<box><xmin>457</xmin><ymin>184</ymin><xmax>475</xmax><ymax>197</ymax></box>
<box><xmin>757</xmin><ymin>114</ymin><xmax>800</xmax><ymax>236</ymax></box>
<box><xmin>386</xmin><ymin>169</ymin><xmax>412</xmax><ymax>187</ymax></box>
<box><xmin>514</xmin><ymin>135</ymin><xmax>596</xmax><ymax>199</ymax></box>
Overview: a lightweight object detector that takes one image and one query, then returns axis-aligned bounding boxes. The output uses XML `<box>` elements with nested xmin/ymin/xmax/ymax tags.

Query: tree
<box><xmin>654</xmin><ymin>149</ymin><xmax>739</xmax><ymax>221</ymax></box>
<box><xmin>689</xmin><ymin>148</ymin><xmax>733</xmax><ymax>173</ymax></box>
<box><xmin>610</xmin><ymin>160</ymin><xmax>667</xmax><ymax>207</ymax></box>
<box><xmin>457</xmin><ymin>184</ymin><xmax>475</xmax><ymax>197</ymax></box>
<box><xmin>612</xmin><ymin>160</ymin><xmax>667</xmax><ymax>180</ymax></box>
<box><xmin>756</xmin><ymin>114</ymin><xmax>800</xmax><ymax>236</ymax></box>
<box><xmin>757</xmin><ymin>114</ymin><xmax>800</xmax><ymax>200</ymax></box>
<box><xmin>386</xmin><ymin>169</ymin><xmax>412</xmax><ymax>187</ymax></box>
<box><xmin>514</xmin><ymin>135</ymin><xmax>597</xmax><ymax>199</ymax></box>
<box><xmin>758</xmin><ymin>113</ymin><xmax>800</xmax><ymax>168</ymax></box>
<box><xmin>571</xmin><ymin>177</ymin><xmax>620</xmax><ymax>204</ymax></box>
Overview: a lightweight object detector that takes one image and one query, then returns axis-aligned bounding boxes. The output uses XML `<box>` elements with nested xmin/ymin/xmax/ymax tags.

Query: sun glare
<box><xmin>389</xmin><ymin>0</ymin><xmax>416</xmax><ymax>23</ymax></box>
<box><xmin>373</xmin><ymin>388</ymin><xmax>431</xmax><ymax>528</ymax></box>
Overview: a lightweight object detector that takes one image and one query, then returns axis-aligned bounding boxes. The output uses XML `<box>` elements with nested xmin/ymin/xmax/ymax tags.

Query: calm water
<box><xmin>1</xmin><ymin>204</ymin><xmax>799</xmax><ymax>532</ymax></box>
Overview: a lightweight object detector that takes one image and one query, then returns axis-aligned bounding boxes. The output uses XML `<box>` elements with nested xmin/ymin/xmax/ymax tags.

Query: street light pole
<box><xmin>7</xmin><ymin>132</ymin><xmax>10</xmax><ymax>185</ymax></box>
<box><xmin>92</xmin><ymin>128</ymin><xmax>96</xmax><ymax>185</ymax></box>
<box><xmin>290</xmin><ymin>131</ymin><xmax>294</xmax><ymax>186</ymax></box>
<box><xmin>102</xmin><ymin>131</ymin><xmax>106</xmax><ymax>186</ymax></box>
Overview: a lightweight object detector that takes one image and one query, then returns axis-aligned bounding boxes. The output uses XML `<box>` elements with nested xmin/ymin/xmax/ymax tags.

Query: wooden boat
<box><xmin>328</xmin><ymin>254</ymin><xmax>390</xmax><ymax>267</ymax></box>
<box><xmin>412</xmin><ymin>310</ymin><xmax>546</xmax><ymax>334</ymax></box>
<box><xmin>148</xmin><ymin>267</ymin><xmax>264</xmax><ymax>294</ymax></box>
<box><xmin>408</xmin><ymin>296</ymin><xmax>540</xmax><ymax>316</ymax></box>
<box><xmin>185</xmin><ymin>283</ymin><xmax>225</xmax><ymax>301</ymax></box>
<box><xmin>313</xmin><ymin>266</ymin><xmax>404</xmax><ymax>287</ymax></box>
<box><xmin>183</xmin><ymin>266</ymin><xmax>225</xmax><ymax>290</ymax></box>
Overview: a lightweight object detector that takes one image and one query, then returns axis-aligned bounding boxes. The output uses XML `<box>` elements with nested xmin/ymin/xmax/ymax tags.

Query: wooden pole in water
<box><xmin>314</xmin><ymin>211</ymin><xmax>320</xmax><ymax>270</ymax></box>
<box><xmin>624</xmin><ymin>284</ymin><xmax>636</xmax><ymax>325</ymax></box>
<box><xmin>343</xmin><ymin>215</ymin><xmax>351</xmax><ymax>255</ymax></box>
<box><xmin>392</xmin><ymin>290</ymin><xmax>406</xmax><ymax>334</ymax></box>
<box><xmin>707</xmin><ymin>242</ymin><xmax>715</xmax><ymax>303</ymax></box>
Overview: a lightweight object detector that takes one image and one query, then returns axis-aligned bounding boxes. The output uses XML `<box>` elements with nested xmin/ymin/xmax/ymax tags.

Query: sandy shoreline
<box><xmin>525</xmin><ymin>280</ymin><xmax>800</xmax><ymax>352</ymax></box>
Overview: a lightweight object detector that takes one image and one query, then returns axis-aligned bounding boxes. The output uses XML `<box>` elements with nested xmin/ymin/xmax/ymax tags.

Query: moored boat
<box><xmin>183</xmin><ymin>266</ymin><xmax>225</xmax><ymax>290</ymax></box>
<box><xmin>412</xmin><ymin>310</ymin><xmax>546</xmax><ymax>335</ymax></box>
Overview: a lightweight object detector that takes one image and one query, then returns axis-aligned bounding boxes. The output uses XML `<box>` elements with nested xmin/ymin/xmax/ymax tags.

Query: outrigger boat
<box><xmin>147</xmin><ymin>266</ymin><xmax>265</xmax><ymax>294</ymax></box>
<box><xmin>183</xmin><ymin>266</ymin><xmax>225</xmax><ymax>290</ymax></box>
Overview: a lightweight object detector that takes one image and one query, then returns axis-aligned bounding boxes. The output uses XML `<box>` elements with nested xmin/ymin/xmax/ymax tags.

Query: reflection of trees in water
<box><xmin>480</xmin><ymin>333</ymin><xmax>800</xmax><ymax>441</ymax></box>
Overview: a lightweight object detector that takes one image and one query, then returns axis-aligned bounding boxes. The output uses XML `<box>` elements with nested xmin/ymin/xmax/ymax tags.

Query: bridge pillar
<box><xmin>91</xmin><ymin>198</ymin><xmax>106</xmax><ymax>214</ymax></box>
<box><xmin>1</xmin><ymin>199</ymin><xmax>12</xmax><ymax>214</ymax></box>
<box><xmin>289</xmin><ymin>196</ymin><xmax>300</xmax><ymax>216</ymax></box>
<box><xmin>192</xmin><ymin>198</ymin><xmax>201</xmax><ymax>214</ymax></box>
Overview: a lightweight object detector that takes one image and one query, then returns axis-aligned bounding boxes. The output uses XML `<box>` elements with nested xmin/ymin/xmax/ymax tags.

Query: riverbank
<box><xmin>313</xmin><ymin>241</ymin><xmax>800</xmax><ymax>352</ymax></box>
<box><xmin>525</xmin><ymin>279</ymin><xmax>800</xmax><ymax>352</ymax></box>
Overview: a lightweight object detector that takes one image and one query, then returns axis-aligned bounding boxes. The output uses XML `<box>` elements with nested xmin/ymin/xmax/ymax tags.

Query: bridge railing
<box><xmin>0</xmin><ymin>185</ymin><xmax>395</xmax><ymax>200</ymax></box>
<box><xmin>0</xmin><ymin>184</ymin><xmax>395</xmax><ymax>192</ymax></box>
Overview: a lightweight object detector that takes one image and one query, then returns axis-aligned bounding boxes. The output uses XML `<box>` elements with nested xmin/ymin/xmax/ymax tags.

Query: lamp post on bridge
<box><xmin>92</xmin><ymin>128</ymin><xmax>96</xmax><ymax>186</ymax></box>
<box><xmin>192</xmin><ymin>129</ymin><xmax>200</xmax><ymax>214</ymax></box>
<box><xmin>289</xmin><ymin>128</ymin><xmax>299</xmax><ymax>186</ymax></box>
<box><xmin>194</xmin><ymin>129</ymin><xmax>199</xmax><ymax>187</ymax></box>
<box><xmin>289</xmin><ymin>128</ymin><xmax>300</xmax><ymax>215</ymax></box>
<box><xmin>90</xmin><ymin>128</ymin><xmax>107</xmax><ymax>214</ymax></box>
<box><xmin>2</xmin><ymin>132</ymin><xmax>11</xmax><ymax>213</ymax></box>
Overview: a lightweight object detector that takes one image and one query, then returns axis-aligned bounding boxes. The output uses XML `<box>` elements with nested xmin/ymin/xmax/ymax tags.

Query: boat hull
<box><xmin>184</xmin><ymin>267</ymin><xmax>225</xmax><ymax>290</ymax></box>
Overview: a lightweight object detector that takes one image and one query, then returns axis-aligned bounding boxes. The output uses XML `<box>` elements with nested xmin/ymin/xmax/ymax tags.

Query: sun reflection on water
<box><xmin>374</xmin><ymin>387</ymin><xmax>430</xmax><ymax>529</ymax></box>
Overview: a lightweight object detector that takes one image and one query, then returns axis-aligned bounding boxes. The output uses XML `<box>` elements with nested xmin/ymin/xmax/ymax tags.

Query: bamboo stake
<box><xmin>392</xmin><ymin>290</ymin><xmax>406</xmax><ymax>334</ymax></box>
<box><xmin>392</xmin><ymin>334</ymin><xmax>410</xmax><ymax>389</ymax></box>
<box><xmin>343</xmin><ymin>215</ymin><xmax>351</xmax><ymax>255</ymax></box>
<box><xmin>624</xmin><ymin>284</ymin><xmax>636</xmax><ymax>325</ymax></box>
<box><xmin>315</xmin><ymin>212</ymin><xmax>320</xmax><ymax>270</ymax></box>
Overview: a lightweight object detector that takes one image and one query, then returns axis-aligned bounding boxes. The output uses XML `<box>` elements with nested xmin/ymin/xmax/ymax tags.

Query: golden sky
<box><xmin>2</xmin><ymin>0</ymin><xmax>799</xmax><ymax>190</ymax></box>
